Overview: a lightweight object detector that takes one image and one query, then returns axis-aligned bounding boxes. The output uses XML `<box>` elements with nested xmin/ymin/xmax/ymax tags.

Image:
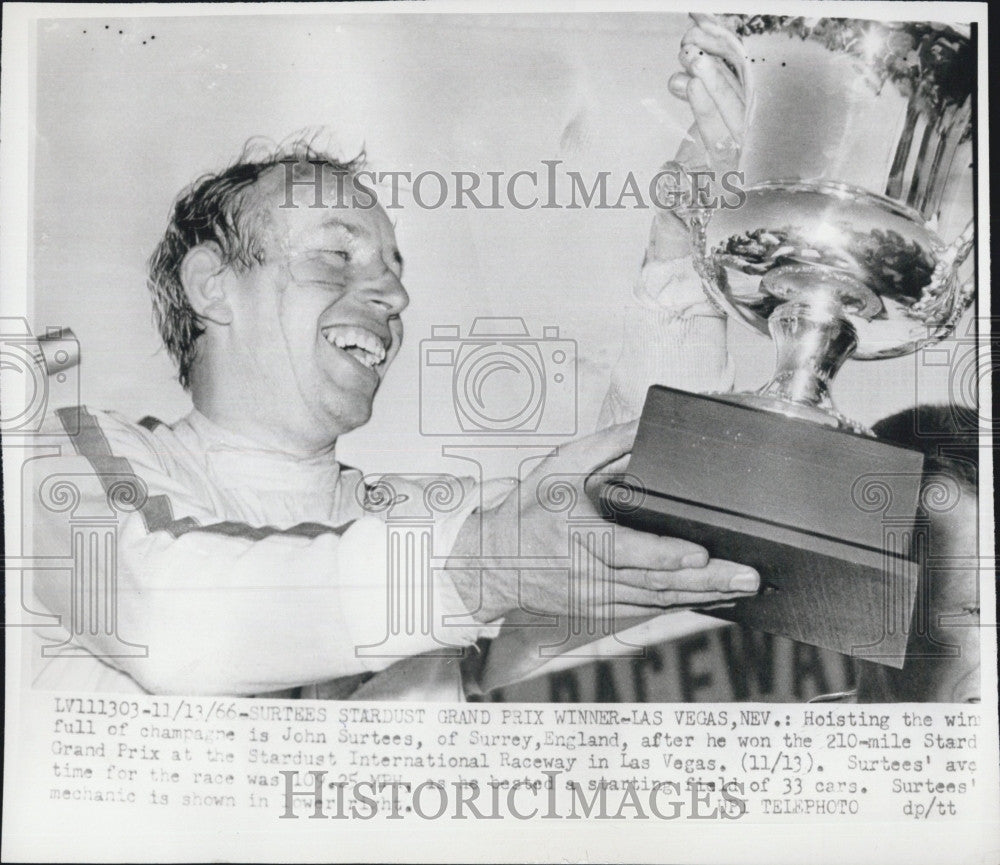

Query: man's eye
<box><xmin>301</xmin><ymin>279</ymin><xmax>344</xmax><ymax>288</ymax></box>
<box><xmin>334</xmin><ymin>250</ymin><xmax>351</xmax><ymax>263</ymax></box>
<box><xmin>289</xmin><ymin>257</ymin><xmax>350</xmax><ymax>285</ymax></box>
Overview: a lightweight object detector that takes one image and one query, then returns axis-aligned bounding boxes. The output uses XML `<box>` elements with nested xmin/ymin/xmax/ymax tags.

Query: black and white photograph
<box><xmin>1</xmin><ymin>2</ymin><xmax>995</xmax><ymax>862</ymax></box>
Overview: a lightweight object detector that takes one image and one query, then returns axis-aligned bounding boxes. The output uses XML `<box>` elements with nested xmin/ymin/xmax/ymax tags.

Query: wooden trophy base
<box><xmin>600</xmin><ymin>385</ymin><xmax>926</xmax><ymax>668</ymax></box>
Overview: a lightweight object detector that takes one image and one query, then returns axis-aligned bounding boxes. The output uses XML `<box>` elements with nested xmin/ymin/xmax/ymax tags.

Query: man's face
<box><xmin>223</xmin><ymin>170</ymin><xmax>408</xmax><ymax>448</ymax></box>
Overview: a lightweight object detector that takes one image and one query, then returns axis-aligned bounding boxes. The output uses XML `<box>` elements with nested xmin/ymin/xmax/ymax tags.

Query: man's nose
<box><xmin>359</xmin><ymin>271</ymin><xmax>409</xmax><ymax>316</ymax></box>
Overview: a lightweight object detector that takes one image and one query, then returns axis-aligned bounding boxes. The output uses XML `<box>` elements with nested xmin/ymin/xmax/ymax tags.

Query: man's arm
<box><xmin>598</xmin><ymin>211</ymin><xmax>734</xmax><ymax>428</ymax></box>
<box><xmin>599</xmin><ymin>15</ymin><xmax>745</xmax><ymax>426</ymax></box>
<box><xmin>443</xmin><ymin>421</ymin><xmax>760</xmax><ymax>691</ymax></box>
<box><xmin>447</xmin><ymin>421</ymin><xmax>760</xmax><ymax>623</ymax></box>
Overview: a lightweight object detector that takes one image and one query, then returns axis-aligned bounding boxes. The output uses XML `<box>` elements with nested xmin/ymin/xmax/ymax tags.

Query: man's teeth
<box><xmin>323</xmin><ymin>326</ymin><xmax>387</xmax><ymax>369</ymax></box>
<box><xmin>344</xmin><ymin>346</ymin><xmax>380</xmax><ymax>368</ymax></box>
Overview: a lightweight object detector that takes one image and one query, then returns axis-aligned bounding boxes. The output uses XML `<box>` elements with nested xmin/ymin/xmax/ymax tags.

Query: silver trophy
<box><xmin>689</xmin><ymin>15</ymin><xmax>975</xmax><ymax>431</ymax></box>
<box><xmin>604</xmin><ymin>17</ymin><xmax>976</xmax><ymax>661</ymax></box>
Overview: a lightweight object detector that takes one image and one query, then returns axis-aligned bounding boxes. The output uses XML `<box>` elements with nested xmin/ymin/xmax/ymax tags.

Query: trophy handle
<box><xmin>688</xmin><ymin>208</ymin><xmax>751</xmax><ymax>324</ymax></box>
<box><xmin>911</xmin><ymin>218</ymin><xmax>976</xmax><ymax>339</ymax></box>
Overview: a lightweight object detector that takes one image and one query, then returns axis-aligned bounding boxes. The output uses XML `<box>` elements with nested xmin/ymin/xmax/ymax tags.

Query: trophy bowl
<box><xmin>689</xmin><ymin>15</ymin><xmax>975</xmax><ymax>430</ymax></box>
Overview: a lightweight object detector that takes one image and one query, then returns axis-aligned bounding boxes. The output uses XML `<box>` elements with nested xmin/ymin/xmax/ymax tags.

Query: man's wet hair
<box><xmin>872</xmin><ymin>404</ymin><xmax>978</xmax><ymax>492</ymax></box>
<box><xmin>147</xmin><ymin>138</ymin><xmax>365</xmax><ymax>388</ymax></box>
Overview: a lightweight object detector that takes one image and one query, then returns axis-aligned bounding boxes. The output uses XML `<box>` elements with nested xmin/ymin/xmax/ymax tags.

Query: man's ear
<box><xmin>180</xmin><ymin>244</ymin><xmax>234</xmax><ymax>325</ymax></box>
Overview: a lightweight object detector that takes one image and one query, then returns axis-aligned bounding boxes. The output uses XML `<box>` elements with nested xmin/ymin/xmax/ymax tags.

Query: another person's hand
<box><xmin>645</xmin><ymin>13</ymin><xmax>747</xmax><ymax>276</ymax></box>
<box><xmin>447</xmin><ymin>421</ymin><xmax>760</xmax><ymax>625</ymax></box>
<box><xmin>599</xmin><ymin>13</ymin><xmax>744</xmax><ymax>428</ymax></box>
<box><xmin>668</xmin><ymin>12</ymin><xmax>745</xmax><ymax>173</ymax></box>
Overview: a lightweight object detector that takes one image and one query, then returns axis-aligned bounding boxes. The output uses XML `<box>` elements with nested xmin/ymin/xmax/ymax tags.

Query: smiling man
<box><xmin>28</xmin><ymin>143</ymin><xmax>760</xmax><ymax>700</ymax></box>
<box><xmin>156</xmin><ymin>158</ymin><xmax>409</xmax><ymax>452</ymax></box>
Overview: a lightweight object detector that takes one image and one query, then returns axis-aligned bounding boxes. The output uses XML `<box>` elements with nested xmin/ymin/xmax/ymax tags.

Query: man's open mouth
<box><xmin>321</xmin><ymin>324</ymin><xmax>388</xmax><ymax>370</ymax></box>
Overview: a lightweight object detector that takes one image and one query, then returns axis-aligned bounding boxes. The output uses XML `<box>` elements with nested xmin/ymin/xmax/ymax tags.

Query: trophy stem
<box><xmin>716</xmin><ymin>298</ymin><xmax>870</xmax><ymax>433</ymax></box>
<box><xmin>758</xmin><ymin>299</ymin><xmax>858</xmax><ymax>411</ymax></box>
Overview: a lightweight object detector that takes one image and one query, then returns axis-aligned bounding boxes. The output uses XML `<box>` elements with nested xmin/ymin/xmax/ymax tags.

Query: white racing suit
<box><xmin>27</xmin><ymin>407</ymin><xmax>498</xmax><ymax>700</ymax></box>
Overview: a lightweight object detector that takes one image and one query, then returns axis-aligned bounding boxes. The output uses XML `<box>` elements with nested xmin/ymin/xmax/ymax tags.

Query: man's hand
<box><xmin>669</xmin><ymin>13</ymin><xmax>745</xmax><ymax>172</ymax></box>
<box><xmin>645</xmin><ymin>14</ymin><xmax>747</xmax><ymax>269</ymax></box>
<box><xmin>447</xmin><ymin>421</ymin><xmax>760</xmax><ymax>625</ymax></box>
